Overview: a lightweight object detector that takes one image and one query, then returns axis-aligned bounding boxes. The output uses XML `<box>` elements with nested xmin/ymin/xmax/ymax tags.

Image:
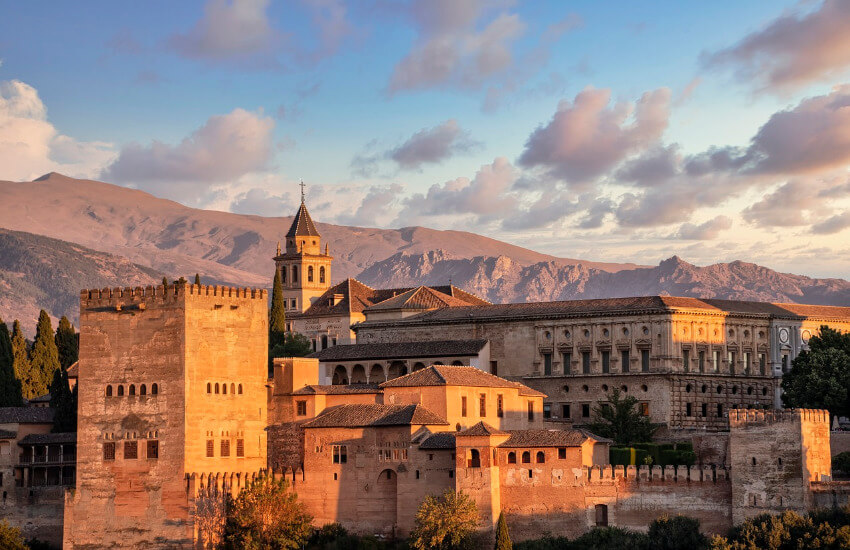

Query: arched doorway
<box><xmin>332</xmin><ymin>365</ymin><xmax>348</xmax><ymax>385</ymax></box>
<box><xmin>369</xmin><ymin>364</ymin><xmax>384</xmax><ymax>382</ymax></box>
<box><xmin>350</xmin><ymin>364</ymin><xmax>367</xmax><ymax>384</ymax></box>
<box><xmin>375</xmin><ymin>469</ymin><xmax>398</xmax><ymax>534</ymax></box>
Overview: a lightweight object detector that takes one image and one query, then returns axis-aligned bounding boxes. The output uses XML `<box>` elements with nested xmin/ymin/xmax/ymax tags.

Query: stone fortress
<box><xmin>2</xmin><ymin>197</ymin><xmax>848</xmax><ymax>548</ymax></box>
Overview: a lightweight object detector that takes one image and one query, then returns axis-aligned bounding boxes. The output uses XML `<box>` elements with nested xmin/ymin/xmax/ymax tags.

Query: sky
<box><xmin>1</xmin><ymin>1</ymin><xmax>850</xmax><ymax>278</ymax></box>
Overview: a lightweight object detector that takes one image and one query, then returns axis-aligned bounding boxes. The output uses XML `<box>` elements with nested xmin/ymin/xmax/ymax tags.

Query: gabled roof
<box><xmin>28</xmin><ymin>392</ymin><xmax>51</xmax><ymax>404</ymax></box>
<box><xmin>379</xmin><ymin>365</ymin><xmax>546</xmax><ymax>397</ymax></box>
<box><xmin>498</xmin><ymin>429</ymin><xmax>595</xmax><ymax>448</ymax></box>
<box><xmin>18</xmin><ymin>432</ymin><xmax>76</xmax><ymax>445</ymax></box>
<box><xmin>457</xmin><ymin>421</ymin><xmax>507</xmax><ymax>437</ymax></box>
<box><xmin>418</xmin><ymin>432</ymin><xmax>456</xmax><ymax>450</ymax></box>
<box><xmin>286</xmin><ymin>202</ymin><xmax>320</xmax><ymax>238</ymax></box>
<box><xmin>67</xmin><ymin>361</ymin><xmax>79</xmax><ymax>378</ymax></box>
<box><xmin>309</xmin><ymin>339</ymin><xmax>488</xmax><ymax>362</ymax></box>
<box><xmin>0</xmin><ymin>407</ymin><xmax>55</xmax><ymax>424</ymax></box>
<box><xmin>291</xmin><ymin>384</ymin><xmax>381</xmax><ymax>396</ymax></box>
<box><xmin>302</xmin><ymin>403</ymin><xmax>449</xmax><ymax>428</ymax></box>
<box><xmin>364</xmin><ymin>286</ymin><xmax>474</xmax><ymax>312</ymax></box>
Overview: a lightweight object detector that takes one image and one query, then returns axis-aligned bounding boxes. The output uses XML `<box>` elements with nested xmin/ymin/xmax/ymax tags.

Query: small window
<box><xmin>237</xmin><ymin>439</ymin><xmax>244</xmax><ymax>457</ymax></box>
<box><xmin>238</xmin><ymin>384</ymin><xmax>243</xmax><ymax>394</ymax></box>
<box><xmin>129</xmin><ymin>384</ymin><xmax>136</xmax><ymax>396</ymax></box>
<box><xmin>558</xmin><ymin>447</ymin><xmax>566</xmax><ymax>459</ymax></box>
<box><xmin>508</xmin><ymin>452</ymin><xmax>516</xmax><ymax>464</ymax></box>
<box><xmin>751</xmin><ymin>457</ymin><xmax>757</xmax><ymax>466</ymax></box>
<box><xmin>582</xmin><ymin>404</ymin><xmax>590</xmax><ymax>418</ymax></box>
<box><xmin>152</xmin><ymin>383</ymin><xmax>158</xmax><ymax>395</ymax></box>
<box><xmin>641</xmin><ymin>349</ymin><xmax>650</xmax><ymax>372</ymax></box>
<box><xmin>536</xmin><ymin>451</ymin><xmax>545</xmax><ymax>464</ymax></box>
<box><xmin>601</xmin><ymin>351</ymin><xmax>610</xmax><ymax>374</ymax></box>
<box><xmin>717</xmin><ymin>403</ymin><xmax>724</xmax><ymax>418</ymax></box>
<box><xmin>207</xmin><ymin>383</ymin><xmax>211</xmax><ymax>393</ymax></box>
<box><xmin>140</xmin><ymin>384</ymin><xmax>147</xmax><ymax>396</ymax></box>
<box><xmin>701</xmin><ymin>403</ymin><xmax>708</xmax><ymax>417</ymax></box>
<box><xmin>595</xmin><ymin>504</ymin><xmax>608</xmax><ymax>527</ymax></box>
<box><xmin>527</xmin><ymin>401</ymin><xmax>535</xmax><ymax>421</ymax></box>
<box><xmin>686</xmin><ymin>403</ymin><xmax>693</xmax><ymax>417</ymax></box>
<box><xmin>221</xmin><ymin>440</ymin><xmax>230</xmax><ymax>457</ymax></box>
<box><xmin>778</xmin><ymin>457</ymin><xmax>782</xmax><ymax>466</ymax></box>
<box><xmin>415</xmin><ymin>470</ymin><xmax>420</xmax><ymax>479</ymax></box>
<box><xmin>543</xmin><ymin>402</ymin><xmax>552</xmax><ymax>419</ymax></box>
<box><xmin>296</xmin><ymin>401</ymin><xmax>307</xmax><ymax>416</ymax></box>
<box><xmin>117</xmin><ymin>385</ymin><xmax>124</xmax><ymax>397</ymax></box>
<box><xmin>333</xmin><ymin>445</ymin><xmax>347</xmax><ymax>464</ymax></box>
<box><xmin>521</xmin><ymin>451</ymin><xmax>531</xmax><ymax>464</ymax></box>
<box><xmin>308</xmin><ymin>265</ymin><xmax>314</xmax><ymax>282</ymax></box>
<box><xmin>147</xmin><ymin>440</ymin><xmax>159</xmax><ymax>460</ymax></box>
<box><xmin>215</xmin><ymin>383</ymin><xmax>220</xmax><ymax>394</ymax></box>
<box><xmin>640</xmin><ymin>403</ymin><xmax>650</xmax><ymax>416</ymax></box>
<box><xmin>319</xmin><ymin>266</ymin><xmax>326</xmax><ymax>284</ymax></box>
<box><xmin>230</xmin><ymin>383</ymin><xmax>235</xmax><ymax>394</ymax></box>
<box><xmin>103</xmin><ymin>442</ymin><xmax>115</xmax><ymax>461</ymax></box>
<box><xmin>582</xmin><ymin>352</ymin><xmax>591</xmax><ymax>374</ymax></box>
<box><xmin>543</xmin><ymin>353</ymin><xmax>552</xmax><ymax>376</ymax></box>
<box><xmin>461</xmin><ymin>396</ymin><xmax>467</xmax><ymax>417</ymax></box>
<box><xmin>206</xmin><ymin>440</ymin><xmax>214</xmax><ymax>458</ymax></box>
<box><xmin>222</xmin><ymin>383</ymin><xmax>227</xmax><ymax>395</ymax></box>
<box><xmin>468</xmin><ymin>449</ymin><xmax>481</xmax><ymax>468</ymax></box>
<box><xmin>479</xmin><ymin>394</ymin><xmax>486</xmax><ymax>417</ymax></box>
<box><xmin>106</xmin><ymin>385</ymin><xmax>112</xmax><ymax>397</ymax></box>
<box><xmin>497</xmin><ymin>395</ymin><xmax>504</xmax><ymax>418</ymax></box>
<box><xmin>124</xmin><ymin>441</ymin><xmax>138</xmax><ymax>460</ymax></box>
<box><xmin>621</xmin><ymin>350</ymin><xmax>630</xmax><ymax>373</ymax></box>
<box><xmin>562</xmin><ymin>404</ymin><xmax>571</xmax><ymax>418</ymax></box>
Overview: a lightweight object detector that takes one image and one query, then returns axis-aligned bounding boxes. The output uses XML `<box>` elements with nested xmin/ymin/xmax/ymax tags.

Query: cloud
<box><xmin>703</xmin><ymin>0</ymin><xmax>850</xmax><ymax>91</ymax></box>
<box><xmin>230</xmin><ymin>187</ymin><xmax>296</xmax><ymax>217</ymax></box>
<box><xmin>518</xmin><ymin>87</ymin><xmax>671</xmax><ymax>184</ymax></box>
<box><xmin>334</xmin><ymin>183</ymin><xmax>404</xmax><ymax>226</ymax></box>
<box><xmin>300</xmin><ymin>0</ymin><xmax>356</xmax><ymax>62</ymax></box>
<box><xmin>615</xmin><ymin>144</ymin><xmax>680</xmax><ymax>187</ymax></box>
<box><xmin>389</xmin><ymin>119</ymin><xmax>479</xmax><ymax>169</ymax></box>
<box><xmin>0</xmin><ymin>80</ymin><xmax>115</xmax><ymax>181</ymax></box>
<box><xmin>812</xmin><ymin>211</ymin><xmax>850</xmax><ymax>234</ymax></box>
<box><xmin>388</xmin><ymin>0</ymin><xmax>525</xmax><ymax>93</ymax></box>
<box><xmin>742</xmin><ymin>179</ymin><xmax>837</xmax><ymax>228</ymax></box>
<box><xmin>674</xmin><ymin>216</ymin><xmax>733</xmax><ymax>240</ymax></box>
<box><xmin>101</xmin><ymin>108</ymin><xmax>274</xmax><ymax>202</ymax></box>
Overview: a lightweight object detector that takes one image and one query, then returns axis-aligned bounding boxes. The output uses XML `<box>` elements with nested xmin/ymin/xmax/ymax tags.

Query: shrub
<box><xmin>676</xmin><ymin>442</ymin><xmax>694</xmax><ymax>452</ymax></box>
<box><xmin>659</xmin><ymin>450</ymin><xmax>679</xmax><ymax>466</ymax></box>
<box><xmin>833</xmin><ymin>452</ymin><xmax>850</xmax><ymax>475</ymax></box>
<box><xmin>658</xmin><ymin>443</ymin><xmax>675</xmax><ymax>452</ymax></box>
<box><xmin>634</xmin><ymin>449</ymin><xmax>650</xmax><ymax>466</ymax></box>
<box><xmin>647</xmin><ymin>515</ymin><xmax>707</xmax><ymax>550</ymax></box>
<box><xmin>610</xmin><ymin>447</ymin><xmax>633</xmax><ymax>466</ymax></box>
<box><xmin>679</xmin><ymin>451</ymin><xmax>696</xmax><ymax>466</ymax></box>
<box><xmin>570</xmin><ymin>526</ymin><xmax>648</xmax><ymax>550</ymax></box>
<box><xmin>0</xmin><ymin>521</ymin><xmax>27</xmax><ymax>550</ymax></box>
<box><xmin>633</xmin><ymin>443</ymin><xmax>660</xmax><ymax>465</ymax></box>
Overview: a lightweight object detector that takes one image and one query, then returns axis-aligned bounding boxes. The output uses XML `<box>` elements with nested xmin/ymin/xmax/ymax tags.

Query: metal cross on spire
<box><xmin>300</xmin><ymin>179</ymin><xmax>306</xmax><ymax>203</ymax></box>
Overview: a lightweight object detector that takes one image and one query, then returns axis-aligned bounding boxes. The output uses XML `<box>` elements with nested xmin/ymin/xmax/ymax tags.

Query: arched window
<box><xmin>207</xmin><ymin>383</ymin><xmax>211</xmax><ymax>394</ymax></box>
<box><xmin>468</xmin><ymin>449</ymin><xmax>481</xmax><ymax>468</ymax></box>
<box><xmin>238</xmin><ymin>384</ymin><xmax>243</xmax><ymax>395</ymax></box>
<box><xmin>152</xmin><ymin>383</ymin><xmax>158</xmax><ymax>395</ymax></box>
<box><xmin>319</xmin><ymin>266</ymin><xmax>325</xmax><ymax>283</ymax></box>
<box><xmin>106</xmin><ymin>385</ymin><xmax>112</xmax><ymax>397</ymax></box>
<box><xmin>140</xmin><ymin>384</ymin><xmax>147</xmax><ymax>396</ymax></box>
<box><xmin>222</xmin><ymin>383</ymin><xmax>227</xmax><ymax>395</ymax></box>
<box><xmin>117</xmin><ymin>385</ymin><xmax>124</xmax><ymax>396</ymax></box>
<box><xmin>292</xmin><ymin>266</ymin><xmax>298</xmax><ymax>283</ymax></box>
<box><xmin>507</xmin><ymin>452</ymin><xmax>516</xmax><ymax>464</ymax></box>
<box><xmin>321</xmin><ymin>335</ymin><xmax>328</xmax><ymax>350</ymax></box>
<box><xmin>536</xmin><ymin>451</ymin><xmax>545</xmax><ymax>464</ymax></box>
<box><xmin>129</xmin><ymin>384</ymin><xmax>136</xmax><ymax>396</ymax></box>
<box><xmin>230</xmin><ymin>383</ymin><xmax>235</xmax><ymax>394</ymax></box>
<box><xmin>215</xmin><ymin>383</ymin><xmax>220</xmax><ymax>394</ymax></box>
<box><xmin>308</xmin><ymin>266</ymin><xmax>314</xmax><ymax>282</ymax></box>
<box><xmin>521</xmin><ymin>451</ymin><xmax>531</xmax><ymax>464</ymax></box>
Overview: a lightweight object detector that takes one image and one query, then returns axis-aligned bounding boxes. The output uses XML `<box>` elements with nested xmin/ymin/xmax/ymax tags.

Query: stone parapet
<box><xmin>80</xmin><ymin>284</ymin><xmax>267</xmax><ymax>309</ymax></box>
<box><xmin>584</xmin><ymin>464</ymin><xmax>728</xmax><ymax>484</ymax></box>
<box><xmin>728</xmin><ymin>408</ymin><xmax>829</xmax><ymax>427</ymax></box>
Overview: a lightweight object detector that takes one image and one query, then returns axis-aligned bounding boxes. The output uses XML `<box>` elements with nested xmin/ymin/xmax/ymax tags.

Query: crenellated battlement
<box><xmin>583</xmin><ymin>464</ymin><xmax>729</xmax><ymax>484</ymax></box>
<box><xmin>728</xmin><ymin>408</ymin><xmax>830</xmax><ymax>427</ymax></box>
<box><xmin>80</xmin><ymin>284</ymin><xmax>268</xmax><ymax>310</ymax></box>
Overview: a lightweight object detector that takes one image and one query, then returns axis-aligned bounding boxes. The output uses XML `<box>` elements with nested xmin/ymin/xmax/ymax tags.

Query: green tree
<box><xmin>223</xmin><ymin>476</ymin><xmax>313</xmax><ymax>550</ymax></box>
<box><xmin>781</xmin><ymin>326</ymin><xmax>850</xmax><ymax>417</ymax></box>
<box><xmin>587</xmin><ymin>389</ymin><xmax>658</xmax><ymax>446</ymax></box>
<box><xmin>0</xmin><ymin>520</ymin><xmax>28</xmax><ymax>550</ymax></box>
<box><xmin>495</xmin><ymin>511</ymin><xmax>512</xmax><ymax>550</ymax></box>
<box><xmin>195</xmin><ymin>273</ymin><xmax>201</xmax><ymax>285</ymax></box>
<box><xmin>710</xmin><ymin>508</ymin><xmax>850</xmax><ymax>550</ymax></box>
<box><xmin>648</xmin><ymin>516</ymin><xmax>707</xmax><ymax>550</ymax></box>
<box><xmin>834</xmin><ymin>452</ymin><xmax>850</xmax><ymax>476</ymax></box>
<box><xmin>10</xmin><ymin>321</ymin><xmax>30</xmax><ymax>397</ymax></box>
<box><xmin>270</xmin><ymin>268</ymin><xmax>286</xmax><ymax>349</ymax></box>
<box><xmin>54</xmin><ymin>316</ymin><xmax>78</xmax><ymax>370</ymax></box>
<box><xmin>0</xmin><ymin>318</ymin><xmax>23</xmax><ymax>406</ymax></box>
<box><xmin>24</xmin><ymin>311</ymin><xmax>60</xmax><ymax>400</ymax></box>
<box><xmin>410</xmin><ymin>490</ymin><xmax>480</xmax><ymax>550</ymax></box>
<box><xmin>50</xmin><ymin>365</ymin><xmax>77</xmax><ymax>432</ymax></box>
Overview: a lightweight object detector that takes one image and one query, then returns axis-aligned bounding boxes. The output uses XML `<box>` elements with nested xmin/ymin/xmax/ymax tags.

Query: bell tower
<box><xmin>273</xmin><ymin>184</ymin><xmax>333</xmax><ymax>313</ymax></box>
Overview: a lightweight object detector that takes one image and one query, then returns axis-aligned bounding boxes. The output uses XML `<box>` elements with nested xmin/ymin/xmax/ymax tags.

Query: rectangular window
<box><xmin>497</xmin><ymin>395</ymin><xmax>504</xmax><ymax>418</ymax></box>
<box><xmin>333</xmin><ymin>445</ymin><xmax>347</xmax><ymax>464</ymax></box>
<box><xmin>103</xmin><ymin>442</ymin><xmax>115</xmax><ymax>461</ymax></box>
<box><xmin>682</xmin><ymin>349</ymin><xmax>690</xmax><ymax>373</ymax></box>
<box><xmin>543</xmin><ymin>353</ymin><xmax>552</xmax><ymax>375</ymax></box>
<box><xmin>728</xmin><ymin>351</ymin><xmax>736</xmax><ymax>375</ymax></box>
<box><xmin>206</xmin><ymin>439</ymin><xmax>214</xmax><ymax>458</ymax></box>
<box><xmin>581</xmin><ymin>404</ymin><xmax>590</xmax><ymax>418</ymax></box>
<box><xmin>527</xmin><ymin>401</ymin><xmax>534</xmax><ymax>421</ymax></box>
<box><xmin>699</xmin><ymin>350</ymin><xmax>706</xmax><ymax>373</ymax></box>
<box><xmin>490</xmin><ymin>361</ymin><xmax>498</xmax><ymax>375</ymax></box>
<box><xmin>221</xmin><ymin>439</ymin><xmax>230</xmax><ymax>457</ymax></box>
<box><xmin>601</xmin><ymin>351</ymin><xmax>610</xmax><ymax>374</ymax></box>
<box><xmin>640</xmin><ymin>403</ymin><xmax>650</xmax><ymax>417</ymax></box>
<box><xmin>759</xmin><ymin>353</ymin><xmax>766</xmax><ymax>375</ymax></box>
<box><xmin>558</xmin><ymin>447</ymin><xmax>567</xmax><ymax>459</ymax></box>
<box><xmin>236</xmin><ymin>439</ymin><xmax>244</xmax><ymax>457</ymax></box>
<box><xmin>296</xmin><ymin>400</ymin><xmax>307</xmax><ymax>416</ymax></box>
<box><xmin>562</xmin><ymin>404</ymin><xmax>571</xmax><ymax>419</ymax></box>
<box><xmin>686</xmin><ymin>403</ymin><xmax>693</xmax><ymax>417</ymax></box>
<box><xmin>743</xmin><ymin>352</ymin><xmax>751</xmax><ymax>374</ymax></box>
<box><xmin>543</xmin><ymin>403</ymin><xmax>552</xmax><ymax>419</ymax></box>
<box><xmin>147</xmin><ymin>440</ymin><xmax>159</xmax><ymax>460</ymax></box>
<box><xmin>621</xmin><ymin>350</ymin><xmax>630</xmax><ymax>373</ymax></box>
<box><xmin>562</xmin><ymin>352</ymin><xmax>571</xmax><ymax>374</ymax></box>
<box><xmin>479</xmin><ymin>394</ymin><xmax>486</xmax><ymax>417</ymax></box>
<box><xmin>124</xmin><ymin>441</ymin><xmax>138</xmax><ymax>460</ymax></box>
<box><xmin>717</xmin><ymin>403</ymin><xmax>724</xmax><ymax>418</ymax></box>
<box><xmin>641</xmin><ymin>349</ymin><xmax>650</xmax><ymax>372</ymax></box>
<box><xmin>712</xmin><ymin>350</ymin><xmax>720</xmax><ymax>372</ymax></box>
<box><xmin>582</xmin><ymin>352</ymin><xmax>591</xmax><ymax>374</ymax></box>
<box><xmin>461</xmin><ymin>396</ymin><xmax>467</xmax><ymax>417</ymax></box>
<box><xmin>701</xmin><ymin>403</ymin><xmax>708</xmax><ymax>417</ymax></box>
<box><xmin>781</xmin><ymin>354</ymin><xmax>789</xmax><ymax>374</ymax></box>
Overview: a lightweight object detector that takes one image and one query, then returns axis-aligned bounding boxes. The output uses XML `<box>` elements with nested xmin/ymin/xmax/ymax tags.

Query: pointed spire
<box><xmin>276</xmin><ymin>241</ymin><xmax>281</xmax><ymax>255</ymax></box>
<box><xmin>285</xmin><ymin>181</ymin><xmax>320</xmax><ymax>238</ymax></box>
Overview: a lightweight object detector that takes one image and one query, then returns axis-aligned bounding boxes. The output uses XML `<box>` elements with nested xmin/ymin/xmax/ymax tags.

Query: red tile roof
<box><xmin>498</xmin><ymin>429</ymin><xmax>595</xmax><ymax>448</ymax></box>
<box><xmin>309</xmin><ymin>339</ymin><xmax>488</xmax><ymax>362</ymax></box>
<box><xmin>365</xmin><ymin>286</ymin><xmax>475</xmax><ymax>312</ymax></box>
<box><xmin>379</xmin><ymin>365</ymin><xmax>546</xmax><ymax>397</ymax></box>
<box><xmin>291</xmin><ymin>384</ymin><xmax>381</xmax><ymax>396</ymax></box>
<box><xmin>302</xmin><ymin>403</ymin><xmax>448</xmax><ymax>428</ymax></box>
<box><xmin>457</xmin><ymin>421</ymin><xmax>507</xmax><ymax>437</ymax></box>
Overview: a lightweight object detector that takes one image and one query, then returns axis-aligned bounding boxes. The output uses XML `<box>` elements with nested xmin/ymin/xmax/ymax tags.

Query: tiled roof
<box><xmin>67</xmin><ymin>361</ymin><xmax>78</xmax><ymax>378</ymax></box>
<box><xmin>303</xmin><ymin>404</ymin><xmax>449</xmax><ymax>428</ymax></box>
<box><xmin>291</xmin><ymin>384</ymin><xmax>381</xmax><ymax>395</ymax></box>
<box><xmin>0</xmin><ymin>429</ymin><xmax>16</xmax><ymax>439</ymax></box>
<box><xmin>498</xmin><ymin>429</ymin><xmax>592</xmax><ymax>448</ymax></box>
<box><xmin>18</xmin><ymin>432</ymin><xmax>76</xmax><ymax>445</ymax></box>
<box><xmin>418</xmin><ymin>432</ymin><xmax>456</xmax><ymax>450</ymax></box>
<box><xmin>0</xmin><ymin>407</ymin><xmax>55</xmax><ymax>424</ymax></box>
<box><xmin>309</xmin><ymin>340</ymin><xmax>488</xmax><ymax>362</ymax></box>
<box><xmin>355</xmin><ymin>295</ymin><xmax>850</xmax><ymax>327</ymax></box>
<box><xmin>293</xmin><ymin>279</ymin><xmax>488</xmax><ymax>318</ymax></box>
<box><xmin>28</xmin><ymin>392</ymin><xmax>51</xmax><ymax>403</ymax></box>
<box><xmin>457</xmin><ymin>421</ymin><xmax>507</xmax><ymax>437</ymax></box>
<box><xmin>364</xmin><ymin>286</ymin><xmax>473</xmax><ymax>312</ymax></box>
<box><xmin>285</xmin><ymin>202</ymin><xmax>320</xmax><ymax>237</ymax></box>
<box><xmin>379</xmin><ymin>365</ymin><xmax>546</xmax><ymax>397</ymax></box>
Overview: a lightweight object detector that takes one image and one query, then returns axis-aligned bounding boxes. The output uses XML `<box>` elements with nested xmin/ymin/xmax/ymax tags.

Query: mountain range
<box><xmin>1</xmin><ymin>173</ymin><xmax>848</xmax><ymax>334</ymax></box>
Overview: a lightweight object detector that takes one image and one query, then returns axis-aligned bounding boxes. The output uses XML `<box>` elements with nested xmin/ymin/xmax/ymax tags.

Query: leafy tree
<box><xmin>54</xmin><ymin>316</ymin><xmax>78</xmax><ymax>370</ymax></box>
<box><xmin>834</xmin><ymin>452</ymin><xmax>850</xmax><ymax>476</ymax></box>
<box><xmin>648</xmin><ymin>516</ymin><xmax>707</xmax><ymax>550</ymax></box>
<box><xmin>195</xmin><ymin>273</ymin><xmax>201</xmax><ymax>285</ymax></box>
<box><xmin>587</xmin><ymin>389</ymin><xmax>658</xmax><ymax>446</ymax></box>
<box><xmin>410</xmin><ymin>490</ymin><xmax>479</xmax><ymax>550</ymax></box>
<box><xmin>176</xmin><ymin>276</ymin><xmax>187</xmax><ymax>286</ymax></box>
<box><xmin>224</xmin><ymin>476</ymin><xmax>313</xmax><ymax>550</ymax></box>
<box><xmin>710</xmin><ymin>508</ymin><xmax>850</xmax><ymax>550</ymax></box>
<box><xmin>26</xmin><ymin>311</ymin><xmax>60</xmax><ymax>400</ymax></box>
<box><xmin>270</xmin><ymin>268</ymin><xmax>286</xmax><ymax>349</ymax></box>
<box><xmin>781</xmin><ymin>326</ymin><xmax>850</xmax><ymax>417</ymax></box>
<box><xmin>50</xmin><ymin>365</ymin><xmax>77</xmax><ymax>432</ymax></box>
<box><xmin>0</xmin><ymin>318</ymin><xmax>23</xmax><ymax>406</ymax></box>
<box><xmin>0</xmin><ymin>520</ymin><xmax>28</xmax><ymax>550</ymax></box>
<box><xmin>570</xmin><ymin>527</ymin><xmax>648</xmax><ymax>550</ymax></box>
<box><xmin>495</xmin><ymin>511</ymin><xmax>512</xmax><ymax>550</ymax></box>
<box><xmin>10</xmin><ymin>320</ymin><xmax>30</xmax><ymax>397</ymax></box>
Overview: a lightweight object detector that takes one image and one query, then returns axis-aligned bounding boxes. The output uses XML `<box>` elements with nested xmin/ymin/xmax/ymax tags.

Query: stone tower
<box><xmin>273</xmin><ymin>193</ymin><xmax>333</xmax><ymax>313</ymax></box>
<box><xmin>64</xmin><ymin>283</ymin><xmax>269</xmax><ymax>548</ymax></box>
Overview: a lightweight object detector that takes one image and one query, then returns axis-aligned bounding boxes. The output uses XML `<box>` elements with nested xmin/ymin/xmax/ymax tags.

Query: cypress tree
<box><xmin>194</xmin><ymin>273</ymin><xmax>201</xmax><ymax>286</ymax></box>
<box><xmin>50</xmin><ymin>365</ymin><xmax>77</xmax><ymax>432</ymax></box>
<box><xmin>28</xmin><ymin>310</ymin><xmax>60</xmax><ymax>400</ymax></box>
<box><xmin>0</xmin><ymin>318</ymin><xmax>23</xmax><ymax>406</ymax></box>
<box><xmin>55</xmin><ymin>316</ymin><xmax>78</xmax><ymax>370</ymax></box>
<box><xmin>495</xmin><ymin>511</ymin><xmax>512</xmax><ymax>550</ymax></box>
<box><xmin>162</xmin><ymin>276</ymin><xmax>168</xmax><ymax>287</ymax></box>
<box><xmin>270</xmin><ymin>268</ymin><xmax>286</xmax><ymax>349</ymax></box>
<box><xmin>11</xmin><ymin>321</ymin><xmax>32</xmax><ymax>399</ymax></box>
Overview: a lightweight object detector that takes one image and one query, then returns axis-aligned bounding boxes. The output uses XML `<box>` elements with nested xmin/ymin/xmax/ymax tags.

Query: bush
<box><xmin>610</xmin><ymin>447</ymin><xmax>633</xmax><ymax>466</ymax></box>
<box><xmin>679</xmin><ymin>451</ymin><xmax>696</xmax><ymax>466</ymax></box>
<box><xmin>833</xmin><ymin>452</ymin><xmax>850</xmax><ymax>475</ymax></box>
<box><xmin>658</xmin><ymin>443</ymin><xmax>675</xmax><ymax>452</ymax></box>
<box><xmin>634</xmin><ymin>449</ymin><xmax>650</xmax><ymax>466</ymax></box>
<box><xmin>676</xmin><ymin>442</ymin><xmax>694</xmax><ymax>452</ymax></box>
<box><xmin>0</xmin><ymin>521</ymin><xmax>27</xmax><ymax>550</ymax></box>
<box><xmin>647</xmin><ymin>516</ymin><xmax>707</xmax><ymax>550</ymax></box>
<box><xmin>633</xmin><ymin>443</ymin><xmax>660</xmax><ymax>465</ymax></box>
<box><xmin>659</xmin><ymin>450</ymin><xmax>679</xmax><ymax>466</ymax></box>
<box><xmin>711</xmin><ymin>506</ymin><xmax>850</xmax><ymax>549</ymax></box>
<box><xmin>224</xmin><ymin>476</ymin><xmax>313</xmax><ymax>550</ymax></box>
<box><xmin>570</xmin><ymin>527</ymin><xmax>648</xmax><ymax>550</ymax></box>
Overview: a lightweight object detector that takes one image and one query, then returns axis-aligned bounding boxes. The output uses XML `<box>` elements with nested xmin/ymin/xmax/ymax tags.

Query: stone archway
<box><xmin>375</xmin><ymin>469</ymin><xmax>398</xmax><ymax>533</ymax></box>
<box><xmin>369</xmin><ymin>364</ymin><xmax>385</xmax><ymax>383</ymax></box>
<box><xmin>387</xmin><ymin>361</ymin><xmax>407</xmax><ymax>380</ymax></box>
<box><xmin>332</xmin><ymin>365</ymin><xmax>348</xmax><ymax>385</ymax></box>
<box><xmin>350</xmin><ymin>364</ymin><xmax>367</xmax><ymax>384</ymax></box>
